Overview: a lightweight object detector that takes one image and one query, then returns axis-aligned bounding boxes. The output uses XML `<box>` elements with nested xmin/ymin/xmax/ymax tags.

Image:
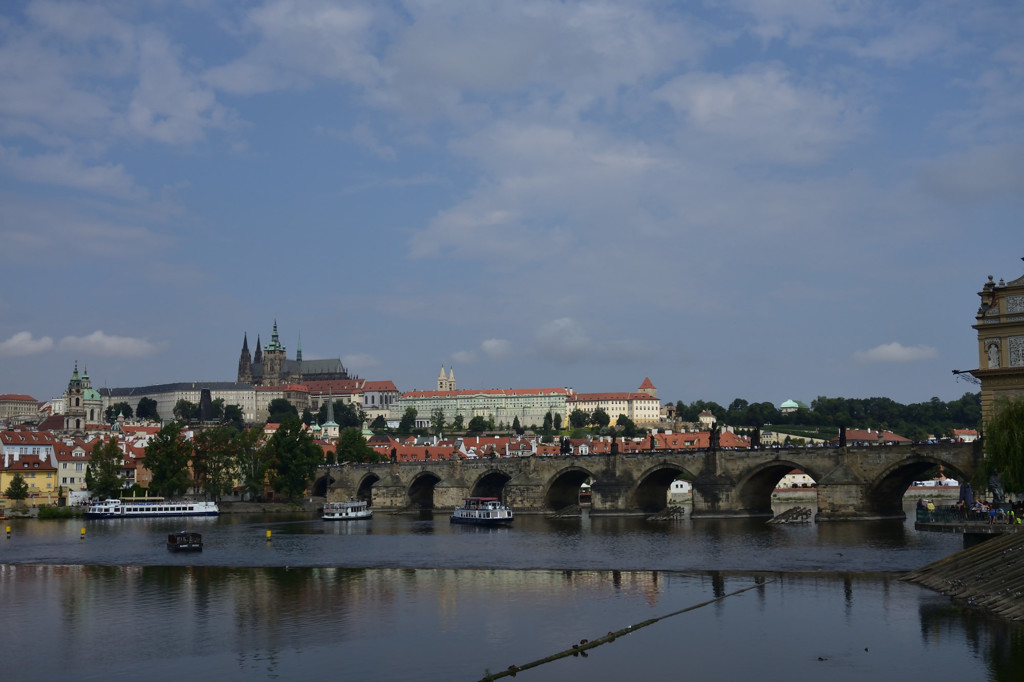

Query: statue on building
<box><xmin>987</xmin><ymin>342</ymin><xmax>1000</xmax><ymax>368</ymax></box>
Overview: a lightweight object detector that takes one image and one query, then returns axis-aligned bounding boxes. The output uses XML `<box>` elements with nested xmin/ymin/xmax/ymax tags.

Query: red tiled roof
<box><xmin>402</xmin><ymin>388</ymin><xmax>569</xmax><ymax>398</ymax></box>
<box><xmin>638</xmin><ymin>378</ymin><xmax>655</xmax><ymax>389</ymax></box>
<box><xmin>304</xmin><ymin>379</ymin><xmax>366</xmax><ymax>395</ymax></box>
<box><xmin>1</xmin><ymin>430</ymin><xmax>57</xmax><ymax>445</ymax></box>
<box><xmin>363</xmin><ymin>380</ymin><xmax>398</xmax><ymax>392</ymax></box>
<box><xmin>568</xmin><ymin>392</ymin><xmax>658</xmax><ymax>402</ymax></box>
<box><xmin>0</xmin><ymin>394</ymin><xmax>37</xmax><ymax>402</ymax></box>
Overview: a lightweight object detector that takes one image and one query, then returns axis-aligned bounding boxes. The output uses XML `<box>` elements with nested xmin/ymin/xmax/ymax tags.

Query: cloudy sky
<box><xmin>1</xmin><ymin>0</ymin><xmax>1022</xmax><ymax>409</ymax></box>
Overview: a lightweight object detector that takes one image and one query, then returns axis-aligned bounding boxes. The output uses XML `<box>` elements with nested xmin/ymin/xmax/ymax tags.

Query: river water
<box><xmin>2</xmin><ymin>500</ymin><xmax>1021</xmax><ymax>681</ymax></box>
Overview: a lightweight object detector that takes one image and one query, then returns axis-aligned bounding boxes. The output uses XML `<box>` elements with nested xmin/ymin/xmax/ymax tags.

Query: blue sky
<box><xmin>1</xmin><ymin>0</ymin><xmax>1021</xmax><ymax>409</ymax></box>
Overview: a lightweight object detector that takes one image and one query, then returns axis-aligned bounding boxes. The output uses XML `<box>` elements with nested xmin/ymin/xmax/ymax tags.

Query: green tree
<box><xmin>210</xmin><ymin>398</ymin><xmax>225</xmax><ymax>421</ymax></box>
<box><xmin>569</xmin><ymin>409</ymin><xmax>589</xmax><ymax>429</ymax></box>
<box><xmin>590</xmin><ymin>408</ymin><xmax>610</xmax><ymax>428</ymax></box>
<box><xmin>981</xmin><ymin>396</ymin><xmax>1024</xmax><ymax>493</ymax></box>
<box><xmin>316</xmin><ymin>400</ymin><xmax>364</xmax><ymax>428</ymax></box>
<box><xmin>266</xmin><ymin>416</ymin><xmax>323</xmax><ymax>499</ymax></box>
<box><xmin>336</xmin><ymin>427</ymin><xmax>383</xmax><ymax>463</ymax></box>
<box><xmin>223</xmin><ymin>404</ymin><xmax>245</xmax><ymax>431</ymax></box>
<box><xmin>512</xmin><ymin>416</ymin><xmax>524</xmax><ymax>435</ymax></box>
<box><xmin>302</xmin><ymin>407</ymin><xmax>316</xmax><ymax>426</ymax></box>
<box><xmin>542</xmin><ymin>412</ymin><xmax>553</xmax><ymax>432</ymax></box>
<box><xmin>4</xmin><ymin>473</ymin><xmax>29</xmax><ymax>503</ymax></box>
<box><xmin>173</xmin><ymin>399</ymin><xmax>199</xmax><ymax>422</ymax></box>
<box><xmin>88</xmin><ymin>437</ymin><xmax>126</xmax><ymax>500</ymax></box>
<box><xmin>430</xmin><ymin>408</ymin><xmax>446</xmax><ymax>435</ymax></box>
<box><xmin>452</xmin><ymin>414</ymin><xmax>464</xmax><ymax>431</ymax></box>
<box><xmin>193</xmin><ymin>426</ymin><xmax>240</xmax><ymax>501</ymax></box>
<box><xmin>553</xmin><ymin>413</ymin><xmax>563</xmax><ymax>431</ymax></box>
<box><xmin>267</xmin><ymin>398</ymin><xmax>298</xmax><ymax>423</ymax></box>
<box><xmin>616</xmin><ymin>414</ymin><xmax>639</xmax><ymax>438</ymax></box>
<box><xmin>145</xmin><ymin>423</ymin><xmax>193</xmax><ymax>497</ymax></box>
<box><xmin>234</xmin><ymin>427</ymin><xmax>270</xmax><ymax>500</ymax></box>
<box><xmin>105</xmin><ymin>402</ymin><xmax>134</xmax><ymax>422</ymax></box>
<box><xmin>370</xmin><ymin>414</ymin><xmax>388</xmax><ymax>431</ymax></box>
<box><xmin>467</xmin><ymin>415</ymin><xmax>488</xmax><ymax>433</ymax></box>
<box><xmin>398</xmin><ymin>407</ymin><xmax>418</xmax><ymax>436</ymax></box>
<box><xmin>136</xmin><ymin>397</ymin><xmax>160</xmax><ymax>422</ymax></box>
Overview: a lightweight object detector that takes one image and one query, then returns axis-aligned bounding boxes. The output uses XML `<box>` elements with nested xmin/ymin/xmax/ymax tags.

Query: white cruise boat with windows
<box><xmin>85</xmin><ymin>498</ymin><xmax>219</xmax><ymax>519</ymax></box>
<box><xmin>450</xmin><ymin>497</ymin><xmax>514</xmax><ymax>526</ymax></box>
<box><xmin>322</xmin><ymin>500</ymin><xmax>372</xmax><ymax>520</ymax></box>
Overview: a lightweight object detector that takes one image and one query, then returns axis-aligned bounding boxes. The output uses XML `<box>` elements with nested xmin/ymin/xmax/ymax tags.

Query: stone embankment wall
<box><xmin>902</xmin><ymin>531</ymin><xmax>1024</xmax><ymax>622</ymax></box>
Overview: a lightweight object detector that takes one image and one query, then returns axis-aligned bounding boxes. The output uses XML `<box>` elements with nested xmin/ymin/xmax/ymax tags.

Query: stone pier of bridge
<box><xmin>317</xmin><ymin>441</ymin><xmax>982</xmax><ymax>521</ymax></box>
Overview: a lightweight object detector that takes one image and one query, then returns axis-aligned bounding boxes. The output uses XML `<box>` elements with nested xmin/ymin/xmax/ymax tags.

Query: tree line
<box><xmin>674</xmin><ymin>392</ymin><xmax>982</xmax><ymax>442</ymax></box>
<box><xmin>85</xmin><ymin>416</ymin><xmax>383</xmax><ymax>503</ymax></box>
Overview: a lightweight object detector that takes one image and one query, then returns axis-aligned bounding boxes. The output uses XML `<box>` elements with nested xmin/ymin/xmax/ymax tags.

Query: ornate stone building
<box><xmin>62</xmin><ymin>363</ymin><xmax>103</xmax><ymax>435</ymax></box>
<box><xmin>970</xmin><ymin>263</ymin><xmax>1024</xmax><ymax>423</ymax></box>
<box><xmin>237</xmin><ymin>320</ymin><xmax>350</xmax><ymax>387</ymax></box>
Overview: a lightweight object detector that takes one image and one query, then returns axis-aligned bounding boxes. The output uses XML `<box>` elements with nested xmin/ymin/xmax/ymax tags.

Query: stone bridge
<box><xmin>314</xmin><ymin>441</ymin><xmax>983</xmax><ymax>520</ymax></box>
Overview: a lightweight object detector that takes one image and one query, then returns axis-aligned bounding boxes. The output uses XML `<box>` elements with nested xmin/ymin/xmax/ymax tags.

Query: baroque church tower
<box><xmin>64</xmin><ymin>361</ymin><xmax>86</xmax><ymax>434</ymax></box>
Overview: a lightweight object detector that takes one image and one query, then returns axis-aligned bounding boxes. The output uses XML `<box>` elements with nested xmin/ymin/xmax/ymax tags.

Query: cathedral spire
<box><xmin>297</xmin><ymin>333</ymin><xmax>302</xmax><ymax>363</ymax></box>
<box><xmin>254</xmin><ymin>335</ymin><xmax>263</xmax><ymax>364</ymax></box>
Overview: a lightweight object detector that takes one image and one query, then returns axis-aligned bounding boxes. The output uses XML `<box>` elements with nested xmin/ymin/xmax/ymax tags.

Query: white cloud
<box><xmin>535</xmin><ymin>318</ymin><xmax>592</xmax><ymax>363</ymax></box>
<box><xmin>0</xmin><ymin>145</ymin><xmax>143</xmax><ymax>200</ymax></box>
<box><xmin>128</xmin><ymin>29</ymin><xmax>230</xmax><ymax>145</ymax></box>
<box><xmin>342</xmin><ymin>353</ymin><xmax>379</xmax><ymax>371</ymax></box>
<box><xmin>481</xmin><ymin>338</ymin><xmax>512</xmax><ymax>360</ymax></box>
<box><xmin>853</xmin><ymin>342</ymin><xmax>939</xmax><ymax>364</ymax></box>
<box><xmin>451</xmin><ymin>350</ymin><xmax>476</xmax><ymax>364</ymax></box>
<box><xmin>58</xmin><ymin>331</ymin><xmax>161</xmax><ymax>358</ymax></box>
<box><xmin>0</xmin><ymin>331</ymin><xmax>54</xmax><ymax>357</ymax></box>
<box><xmin>655</xmin><ymin>66</ymin><xmax>863</xmax><ymax>163</ymax></box>
<box><xmin>202</xmin><ymin>1</ymin><xmax>384</xmax><ymax>95</ymax></box>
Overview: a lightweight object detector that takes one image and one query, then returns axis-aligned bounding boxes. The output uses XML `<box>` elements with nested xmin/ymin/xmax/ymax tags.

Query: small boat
<box><xmin>166</xmin><ymin>530</ymin><xmax>203</xmax><ymax>552</ymax></box>
<box><xmin>85</xmin><ymin>498</ymin><xmax>220</xmax><ymax>519</ymax></box>
<box><xmin>450</xmin><ymin>497</ymin><xmax>513</xmax><ymax>526</ymax></box>
<box><xmin>322</xmin><ymin>500</ymin><xmax>372</xmax><ymax>520</ymax></box>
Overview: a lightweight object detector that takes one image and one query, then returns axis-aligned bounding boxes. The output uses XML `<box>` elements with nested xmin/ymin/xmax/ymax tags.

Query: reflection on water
<box><xmin>0</xmin><ymin>564</ymin><xmax>1019</xmax><ymax>682</ymax></box>
<box><xmin>0</xmin><ymin>500</ymin><xmax>1020</xmax><ymax>681</ymax></box>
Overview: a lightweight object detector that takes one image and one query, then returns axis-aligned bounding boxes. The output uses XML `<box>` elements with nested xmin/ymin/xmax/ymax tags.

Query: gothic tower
<box><xmin>262</xmin><ymin>319</ymin><xmax>287</xmax><ymax>386</ymax></box>
<box><xmin>238</xmin><ymin>333</ymin><xmax>253</xmax><ymax>383</ymax></box>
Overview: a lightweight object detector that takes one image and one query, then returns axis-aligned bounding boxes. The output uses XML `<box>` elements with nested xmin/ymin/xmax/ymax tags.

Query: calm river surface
<box><xmin>2</xmin><ymin>500</ymin><xmax>1021</xmax><ymax>681</ymax></box>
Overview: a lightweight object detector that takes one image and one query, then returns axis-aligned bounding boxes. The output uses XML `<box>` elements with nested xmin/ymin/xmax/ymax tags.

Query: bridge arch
<box><xmin>635</xmin><ymin>463</ymin><xmax>697</xmax><ymax>513</ymax></box>
<box><xmin>471</xmin><ymin>469</ymin><xmax>513</xmax><ymax>500</ymax></box>
<box><xmin>542</xmin><ymin>466</ymin><xmax>596</xmax><ymax>511</ymax></box>
<box><xmin>408</xmin><ymin>471</ymin><xmax>442</xmax><ymax>510</ymax></box>
<box><xmin>311</xmin><ymin>472</ymin><xmax>334</xmax><ymax>497</ymax></box>
<box><xmin>733</xmin><ymin>460</ymin><xmax>824</xmax><ymax>518</ymax></box>
<box><xmin>866</xmin><ymin>455</ymin><xmax>971</xmax><ymax>517</ymax></box>
<box><xmin>356</xmin><ymin>472</ymin><xmax>380</xmax><ymax>504</ymax></box>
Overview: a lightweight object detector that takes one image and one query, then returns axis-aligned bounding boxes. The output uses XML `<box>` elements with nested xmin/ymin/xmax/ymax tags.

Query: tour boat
<box><xmin>450</xmin><ymin>497</ymin><xmax>514</xmax><ymax>526</ymax></box>
<box><xmin>85</xmin><ymin>498</ymin><xmax>220</xmax><ymax>519</ymax></box>
<box><xmin>166</xmin><ymin>530</ymin><xmax>203</xmax><ymax>552</ymax></box>
<box><xmin>322</xmin><ymin>500</ymin><xmax>372</xmax><ymax>520</ymax></box>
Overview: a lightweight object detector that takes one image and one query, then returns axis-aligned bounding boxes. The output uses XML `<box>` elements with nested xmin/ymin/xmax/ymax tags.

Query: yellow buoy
<box><xmin>266</xmin><ymin>529</ymin><xmax>272</xmax><ymax>540</ymax></box>
<box><xmin>81</xmin><ymin>528</ymin><xmax>86</xmax><ymax>539</ymax></box>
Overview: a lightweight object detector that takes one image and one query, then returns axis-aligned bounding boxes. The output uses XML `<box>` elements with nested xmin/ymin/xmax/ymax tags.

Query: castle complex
<box><xmin>237</xmin><ymin>320</ymin><xmax>350</xmax><ymax>387</ymax></box>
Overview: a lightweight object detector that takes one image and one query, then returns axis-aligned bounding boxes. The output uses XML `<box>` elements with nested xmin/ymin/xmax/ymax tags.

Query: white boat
<box><xmin>322</xmin><ymin>500</ymin><xmax>372</xmax><ymax>520</ymax></box>
<box><xmin>84</xmin><ymin>498</ymin><xmax>219</xmax><ymax>519</ymax></box>
<box><xmin>450</xmin><ymin>497</ymin><xmax>513</xmax><ymax>526</ymax></box>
